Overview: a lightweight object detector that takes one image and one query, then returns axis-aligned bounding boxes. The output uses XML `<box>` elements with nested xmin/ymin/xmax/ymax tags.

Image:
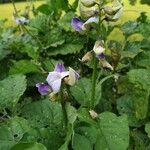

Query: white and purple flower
<box><xmin>36</xmin><ymin>83</ymin><xmax>51</xmax><ymax>95</ymax></box>
<box><xmin>36</xmin><ymin>64</ymin><xmax>79</xmax><ymax>95</ymax></box>
<box><xmin>71</xmin><ymin>16</ymin><xmax>99</xmax><ymax>32</ymax></box>
<box><xmin>15</xmin><ymin>16</ymin><xmax>29</xmax><ymax>24</ymax></box>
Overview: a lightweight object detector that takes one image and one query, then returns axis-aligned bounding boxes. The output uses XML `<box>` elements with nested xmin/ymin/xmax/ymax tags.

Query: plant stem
<box><xmin>60</xmin><ymin>84</ymin><xmax>68</xmax><ymax>129</ymax></box>
<box><xmin>90</xmin><ymin>3</ymin><xmax>102</xmax><ymax>109</ymax></box>
<box><xmin>90</xmin><ymin>56</ymin><xmax>98</xmax><ymax>109</ymax></box>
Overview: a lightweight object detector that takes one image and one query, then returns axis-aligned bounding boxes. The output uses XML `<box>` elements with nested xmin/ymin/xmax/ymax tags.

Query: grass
<box><xmin>0</xmin><ymin>0</ymin><xmax>149</xmax><ymax>40</ymax></box>
<box><xmin>0</xmin><ymin>1</ymin><xmax>43</xmax><ymax>26</ymax></box>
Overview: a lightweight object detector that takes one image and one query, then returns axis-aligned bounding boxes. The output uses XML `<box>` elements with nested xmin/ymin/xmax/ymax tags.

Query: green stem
<box><xmin>60</xmin><ymin>85</ymin><xmax>68</xmax><ymax>129</ymax></box>
<box><xmin>90</xmin><ymin>56</ymin><xmax>98</xmax><ymax>109</ymax></box>
<box><xmin>21</xmin><ymin>25</ymin><xmax>43</xmax><ymax>48</ymax></box>
<box><xmin>90</xmin><ymin>3</ymin><xmax>102</xmax><ymax>109</ymax></box>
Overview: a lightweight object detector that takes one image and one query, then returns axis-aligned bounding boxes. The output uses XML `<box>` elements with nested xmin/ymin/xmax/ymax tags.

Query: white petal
<box><xmin>93</xmin><ymin>40</ymin><xmax>105</xmax><ymax>55</ymax></box>
<box><xmin>46</xmin><ymin>72</ymin><xmax>62</xmax><ymax>85</ymax></box>
<box><xmin>50</xmin><ymin>79</ymin><xmax>62</xmax><ymax>93</ymax></box>
<box><xmin>82</xmin><ymin>16</ymin><xmax>99</xmax><ymax>30</ymax></box>
<box><xmin>60</xmin><ymin>71</ymin><xmax>69</xmax><ymax>79</ymax></box>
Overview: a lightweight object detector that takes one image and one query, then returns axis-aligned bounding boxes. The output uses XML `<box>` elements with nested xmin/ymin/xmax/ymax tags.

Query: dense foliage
<box><xmin>0</xmin><ymin>0</ymin><xmax>150</xmax><ymax>149</ymax></box>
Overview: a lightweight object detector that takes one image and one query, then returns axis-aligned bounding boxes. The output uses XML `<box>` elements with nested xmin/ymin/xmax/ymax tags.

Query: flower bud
<box><xmin>93</xmin><ymin>40</ymin><xmax>105</xmax><ymax>56</ymax></box>
<box><xmin>104</xmin><ymin>0</ymin><xmax>123</xmax><ymax>22</ymax></box>
<box><xmin>103</xmin><ymin>6</ymin><xmax>119</xmax><ymax>15</ymax></box>
<box><xmin>79</xmin><ymin>1</ymin><xmax>99</xmax><ymax>18</ymax></box>
<box><xmin>80</xmin><ymin>0</ymin><xmax>98</xmax><ymax>7</ymax></box>
<box><xmin>99</xmin><ymin>59</ymin><xmax>114</xmax><ymax>71</ymax></box>
<box><xmin>89</xmin><ymin>110</ymin><xmax>98</xmax><ymax>119</ymax></box>
<box><xmin>81</xmin><ymin>51</ymin><xmax>93</xmax><ymax>63</ymax></box>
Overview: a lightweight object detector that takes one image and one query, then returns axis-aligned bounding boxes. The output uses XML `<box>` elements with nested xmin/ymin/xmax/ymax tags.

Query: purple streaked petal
<box><xmin>36</xmin><ymin>83</ymin><xmax>51</xmax><ymax>95</ymax></box>
<box><xmin>96</xmin><ymin>53</ymin><xmax>105</xmax><ymax>59</ymax></box>
<box><xmin>71</xmin><ymin>17</ymin><xmax>84</xmax><ymax>32</ymax></box>
<box><xmin>74</xmin><ymin>71</ymin><xmax>80</xmax><ymax>80</ymax></box>
<box><xmin>54</xmin><ymin>63</ymin><xmax>66</xmax><ymax>73</ymax></box>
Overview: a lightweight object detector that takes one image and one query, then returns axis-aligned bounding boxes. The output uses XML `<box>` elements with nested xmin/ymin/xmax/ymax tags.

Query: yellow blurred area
<box><xmin>0</xmin><ymin>1</ymin><xmax>43</xmax><ymax>26</ymax></box>
<box><xmin>0</xmin><ymin>0</ymin><xmax>149</xmax><ymax>26</ymax></box>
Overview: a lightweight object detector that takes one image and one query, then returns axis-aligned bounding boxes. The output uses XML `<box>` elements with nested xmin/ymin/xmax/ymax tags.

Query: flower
<box><xmin>46</xmin><ymin>64</ymin><xmax>79</xmax><ymax>93</ymax></box>
<box><xmin>93</xmin><ymin>40</ymin><xmax>105</xmax><ymax>56</ymax></box>
<box><xmin>71</xmin><ymin>16</ymin><xmax>99</xmax><ymax>32</ymax></box>
<box><xmin>71</xmin><ymin>17</ymin><xmax>84</xmax><ymax>32</ymax></box>
<box><xmin>36</xmin><ymin>83</ymin><xmax>51</xmax><ymax>95</ymax></box>
<box><xmin>15</xmin><ymin>16</ymin><xmax>29</xmax><ymax>24</ymax></box>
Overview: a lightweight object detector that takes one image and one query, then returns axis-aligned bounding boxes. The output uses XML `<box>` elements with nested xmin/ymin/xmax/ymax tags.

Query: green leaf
<box><xmin>58</xmin><ymin>125</ymin><xmax>73</xmax><ymax>150</ymax></box>
<box><xmin>77</xmin><ymin>108</ymin><xmax>97</xmax><ymax>126</ymax></box>
<box><xmin>145</xmin><ymin>123</ymin><xmax>150</xmax><ymax>139</ymax></box>
<box><xmin>70</xmin><ymin>78</ymin><xmax>91</xmax><ymax>106</ymax></box>
<box><xmin>47</xmin><ymin>42</ymin><xmax>84</xmax><ymax>56</ymax></box>
<box><xmin>130</xmin><ymin>130</ymin><xmax>150</xmax><ymax>150</ymax></box>
<box><xmin>121</xmin><ymin>21</ymin><xmax>138</xmax><ymax>37</ymax></box>
<box><xmin>21</xmin><ymin>44</ymin><xmax>39</xmax><ymax>60</ymax></box>
<box><xmin>47</xmin><ymin>0</ymin><xmax>69</xmax><ymax>12</ymax></box>
<box><xmin>0</xmin><ymin>117</ymin><xmax>30</xmax><ymax>150</ymax></box>
<box><xmin>127</xmin><ymin>69</ymin><xmax>150</xmax><ymax>90</ymax></box>
<box><xmin>11</xmin><ymin>142</ymin><xmax>47</xmax><ymax>150</ymax></box>
<box><xmin>9</xmin><ymin>60</ymin><xmax>40</xmax><ymax>75</ymax></box>
<box><xmin>58</xmin><ymin>12</ymin><xmax>75</xmax><ymax>31</ymax></box>
<box><xmin>36</xmin><ymin>4</ymin><xmax>51</xmax><ymax>15</ymax></box>
<box><xmin>22</xmin><ymin>128</ymin><xmax>64</xmax><ymax>150</ymax></box>
<box><xmin>45</xmin><ymin>28</ymin><xmax>65</xmax><ymax>48</ymax></box>
<box><xmin>72</xmin><ymin>133</ymin><xmax>93</xmax><ymax>150</ymax></box>
<box><xmin>0</xmin><ymin>45</ymin><xmax>11</xmax><ymax>61</ymax></box>
<box><xmin>21</xmin><ymin>99</ymin><xmax>63</xmax><ymax>128</ymax></box>
<box><xmin>117</xmin><ymin>94</ymin><xmax>144</xmax><ymax>127</ymax></box>
<box><xmin>74</xmin><ymin>125</ymin><xmax>98</xmax><ymax>146</ymax></box>
<box><xmin>66</xmin><ymin>103</ymin><xmax>77</xmax><ymax>125</ymax></box>
<box><xmin>132</xmin><ymin>89</ymin><xmax>149</xmax><ymax>120</ymax></box>
<box><xmin>120</xmin><ymin>41</ymin><xmax>142</xmax><ymax>59</ymax></box>
<box><xmin>0</xmin><ymin>74</ymin><xmax>26</xmax><ymax>111</ymax></box>
<box><xmin>95</xmin><ymin>112</ymin><xmax>129</xmax><ymax>150</ymax></box>
<box><xmin>95</xmin><ymin>75</ymin><xmax>114</xmax><ymax>106</ymax></box>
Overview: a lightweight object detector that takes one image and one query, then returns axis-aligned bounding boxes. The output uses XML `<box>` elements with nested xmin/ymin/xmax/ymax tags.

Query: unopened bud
<box><xmin>89</xmin><ymin>110</ymin><xmax>98</xmax><ymax>119</ymax></box>
<box><xmin>93</xmin><ymin>40</ymin><xmax>105</xmax><ymax>55</ymax></box>
<box><xmin>79</xmin><ymin>1</ymin><xmax>99</xmax><ymax>18</ymax></box>
<box><xmin>99</xmin><ymin>59</ymin><xmax>114</xmax><ymax>71</ymax></box>
<box><xmin>81</xmin><ymin>51</ymin><xmax>93</xmax><ymax>63</ymax></box>
<box><xmin>103</xmin><ymin>6</ymin><xmax>118</xmax><ymax>15</ymax></box>
<box><xmin>104</xmin><ymin>0</ymin><xmax>123</xmax><ymax>22</ymax></box>
<box><xmin>80</xmin><ymin>0</ymin><xmax>99</xmax><ymax>7</ymax></box>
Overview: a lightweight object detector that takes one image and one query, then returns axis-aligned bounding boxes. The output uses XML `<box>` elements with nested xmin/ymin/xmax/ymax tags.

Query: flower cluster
<box><xmin>71</xmin><ymin>0</ymin><xmax>123</xmax><ymax>70</ymax></box>
<box><xmin>71</xmin><ymin>0</ymin><xmax>123</xmax><ymax>32</ymax></box>
<box><xmin>36</xmin><ymin>64</ymin><xmax>79</xmax><ymax>96</ymax></box>
<box><xmin>14</xmin><ymin>16</ymin><xmax>29</xmax><ymax>24</ymax></box>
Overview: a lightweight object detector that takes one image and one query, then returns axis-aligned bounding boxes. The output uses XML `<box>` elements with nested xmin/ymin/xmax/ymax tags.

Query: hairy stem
<box><xmin>60</xmin><ymin>84</ymin><xmax>68</xmax><ymax>129</ymax></box>
<box><xmin>90</xmin><ymin>4</ymin><xmax>102</xmax><ymax>109</ymax></box>
<box><xmin>90</xmin><ymin>56</ymin><xmax>98</xmax><ymax>109</ymax></box>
